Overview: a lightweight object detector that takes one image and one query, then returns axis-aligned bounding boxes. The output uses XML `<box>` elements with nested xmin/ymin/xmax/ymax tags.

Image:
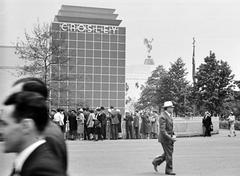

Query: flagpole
<box><xmin>192</xmin><ymin>38</ymin><xmax>196</xmax><ymax>116</ymax></box>
<box><xmin>192</xmin><ymin>38</ymin><xmax>196</xmax><ymax>84</ymax></box>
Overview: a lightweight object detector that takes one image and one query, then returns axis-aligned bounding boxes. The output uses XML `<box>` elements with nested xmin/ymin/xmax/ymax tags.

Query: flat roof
<box><xmin>54</xmin><ymin>5</ymin><xmax>122</xmax><ymax>26</ymax></box>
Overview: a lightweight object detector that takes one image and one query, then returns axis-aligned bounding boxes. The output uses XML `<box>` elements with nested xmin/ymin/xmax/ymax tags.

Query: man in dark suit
<box><xmin>1</xmin><ymin>91</ymin><xmax>66</xmax><ymax>176</ymax></box>
<box><xmin>202</xmin><ymin>111</ymin><xmax>213</xmax><ymax>137</ymax></box>
<box><xmin>9</xmin><ymin>77</ymin><xmax>68</xmax><ymax>173</ymax></box>
<box><xmin>100</xmin><ymin>107</ymin><xmax>107</xmax><ymax>139</ymax></box>
<box><xmin>152</xmin><ymin>101</ymin><xmax>177</xmax><ymax>175</ymax></box>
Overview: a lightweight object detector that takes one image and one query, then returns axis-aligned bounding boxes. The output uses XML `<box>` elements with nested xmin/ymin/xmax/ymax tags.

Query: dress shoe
<box><xmin>165</xmin><ymin>172</ymin><xmax>176</xmax><ymax>175</ymax></box>
<box><xmin>152</xmin><ymin>161</ymin><xmax>158</xmax><ymax>172</ymax></box>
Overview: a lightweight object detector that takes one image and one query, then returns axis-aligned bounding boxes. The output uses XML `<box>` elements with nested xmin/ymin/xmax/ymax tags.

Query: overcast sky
<box><xmin>1</xmin><ymin>0</ymin><xmax>240</xmax><ymax>81</ymax></box>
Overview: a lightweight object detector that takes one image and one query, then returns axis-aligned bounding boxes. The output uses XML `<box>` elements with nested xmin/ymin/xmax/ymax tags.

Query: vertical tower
<box><xmin>51</xmin><ymin>5</ymin><xmax>126</xmax><ymax>112</ymax></box>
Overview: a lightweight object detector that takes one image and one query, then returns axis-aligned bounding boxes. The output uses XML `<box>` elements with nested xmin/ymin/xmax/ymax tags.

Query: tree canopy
<box><xmin>192</xmin><ymin>52</ymin><xmax>235</xmax><ymax>115</ymax></box>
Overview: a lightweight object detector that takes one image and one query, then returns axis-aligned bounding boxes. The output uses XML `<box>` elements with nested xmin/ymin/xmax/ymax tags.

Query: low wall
<box><xmin>173</xmin><ymin>116</ymin><xmax>219</xmax><ymax>137</ymax></box>
<box><xmin>121</xmin><ymin>116</ymin><xmax>219</xmax><ymax>138</ymax></box>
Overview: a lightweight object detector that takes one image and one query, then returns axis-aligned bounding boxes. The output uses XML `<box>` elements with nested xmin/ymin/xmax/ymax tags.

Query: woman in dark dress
<box><xmin>68</xmin><ymin>110</ymin><xmax>77</xmax><ymax>140</ymax></box>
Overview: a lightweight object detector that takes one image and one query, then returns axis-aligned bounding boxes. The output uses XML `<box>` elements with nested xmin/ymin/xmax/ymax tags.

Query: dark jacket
<box><xmin>124</xmin><ymin>114</ymin><xmax>133</xmax><ymax>126</ymax></box>
<box><xmin>69</xmin><ymin>113</ymin><xmax>77</xmax><ymax>131</ymax></box>
<box><xmin>20</xmin><ymin>142</ymin><xmax>66</xmax><ymax>176</ymax></box>
<box><xmin>43</xmin><ymin>121</ymin><xmax>68</xmax><ymax>173</ymax></box>
<box><xmin>100</xmin><ymin>112</ymin><xmax>107</xmax><ymax>126</ymax></box>
<box><xmin>202</xmin><ymin>115</ymin><xmax>212</xmax><ymax>127</ymax></box>
<box><xmin>158</xmin><ymin>111</ymin><xmax>175</xmax><ymax>144</ymax></box>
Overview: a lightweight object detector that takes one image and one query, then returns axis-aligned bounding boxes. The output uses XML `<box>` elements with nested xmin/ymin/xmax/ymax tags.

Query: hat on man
<box><xmin>162</xmin><ymin>101</ymin><xmax>174</xmax><ymax>108</ymax></box>
<box><xmin>96</xmin><ymin>107</ymin><xmax>101</xmax><ymax>111</ymax></box>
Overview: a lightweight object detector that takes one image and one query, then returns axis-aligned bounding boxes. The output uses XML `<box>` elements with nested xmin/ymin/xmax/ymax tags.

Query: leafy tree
<box><xmin>156</xmin><ymin>58</ymin><xmax>190</xmax><ymax>115</ymax></box>
<box><xmin>193</xmin><ymin>52</ymin><xmax>234</xmax><ymax>115</ymax></box>
<box><xmin>14</xmin><ymin>20</ymin><xmax>78</xmax><ymax>108</ymax></box>
<box><xmin>15</xmin><ymin>20</ymin><xmax>68</xmax><ymax>83</ymax></box>
<box><xmin>138</xmin><ymin>65</ymin><xmax>167</xmax><ymax>110</ymax></box>
<box><xmin>168</xmin><ymin>58</ymin><xmax>190</xmax><ymax>116</ymax></box>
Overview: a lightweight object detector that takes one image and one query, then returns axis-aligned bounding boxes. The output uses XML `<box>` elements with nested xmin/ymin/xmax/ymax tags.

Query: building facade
<box><xmin>51</xmin><ymin>5</ymin><xmax>126</xmax><ymax>112</ymax></box>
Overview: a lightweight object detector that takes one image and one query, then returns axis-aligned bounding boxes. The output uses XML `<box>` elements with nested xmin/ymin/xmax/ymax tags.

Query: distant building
<box><xmin>126</xmin><ymin>58</ymin><xmax>156</xmax><ymax>100</ymax></box>
<box><xmin>50</xmin><ymin>5</ymin><xmax>126</xmax><ymax>112</ymax></box>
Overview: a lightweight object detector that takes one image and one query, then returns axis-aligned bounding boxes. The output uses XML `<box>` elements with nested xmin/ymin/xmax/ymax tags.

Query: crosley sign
<box><xmin>60</xmin><ymin>23</ymin><xmax>119</xmax><ymax>34</ymax></box>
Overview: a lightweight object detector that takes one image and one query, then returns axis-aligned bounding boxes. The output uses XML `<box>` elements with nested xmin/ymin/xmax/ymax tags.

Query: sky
<box><xmin>1</xmin><ymin>0</ymin><xmax>240</xmax><ymax>82</ymax></box>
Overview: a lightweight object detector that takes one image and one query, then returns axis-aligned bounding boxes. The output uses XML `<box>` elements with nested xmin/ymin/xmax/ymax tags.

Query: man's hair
<box><xmin>13</xmin><ymin>77</ymin><xmax>48</xmax><ymax>100</ymax></box>
<box><xmin>4</xmin><ymin>91</ymin><xmax>49</xmax><ymax>132</ymax></box>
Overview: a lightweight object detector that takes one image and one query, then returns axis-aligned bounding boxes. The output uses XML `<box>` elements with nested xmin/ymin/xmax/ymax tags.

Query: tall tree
<box><xmin>156</xmin><ymin>58</ymin><xmax>190</xmax><ymax>115</ymax></box>
<box><xmin>193</xmin><ymin>52</ymin><xmax>234</xmax><ymax>115</ymax></box>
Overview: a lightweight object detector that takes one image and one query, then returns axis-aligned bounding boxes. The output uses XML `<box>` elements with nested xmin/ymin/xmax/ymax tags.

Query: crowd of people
<box><xmin>49</xmin><ymin>106</ymin><xmax>161</xmax><ymax>141</ymax></box>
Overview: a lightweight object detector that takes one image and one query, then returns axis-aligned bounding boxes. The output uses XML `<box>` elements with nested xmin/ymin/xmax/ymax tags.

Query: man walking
<box><xmin>227</xmin><ymin>111</ymin><xmax>237</xmax><ymax>137</ymax></box>
<box><xmin>152</xmin><ymin>101</ymin><xmax>177</xmax><ymax>175</ymax></box>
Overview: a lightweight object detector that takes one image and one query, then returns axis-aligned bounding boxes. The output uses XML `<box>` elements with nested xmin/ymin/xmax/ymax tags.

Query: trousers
<box><xmin>153</xmin><ymin>143</ymin><xmax>174</xmax><ymax>173</ymax></box>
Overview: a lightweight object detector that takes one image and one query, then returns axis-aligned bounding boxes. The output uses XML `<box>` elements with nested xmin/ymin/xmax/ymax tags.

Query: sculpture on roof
<box><xmin>143</xmin><ymin>38</ymin><xmax>154</xmax><ymax>58</ymax></box>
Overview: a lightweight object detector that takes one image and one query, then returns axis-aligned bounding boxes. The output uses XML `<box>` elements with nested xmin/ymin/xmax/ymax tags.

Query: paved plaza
<box><xmin>1</xmin><ymin>129</ymin><xmax>240</xmax><ymax>176</ymax></box>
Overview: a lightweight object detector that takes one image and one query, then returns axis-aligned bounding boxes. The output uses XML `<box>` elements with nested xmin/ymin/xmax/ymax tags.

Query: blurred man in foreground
<box><xmin>3</xmin><ymin>77</ymin><xmax>68</xmax><ymax>174</ymax></box>
<box><xmin>1</xmin><ymin>91</ymin><xmax>66</xmax><ymax>176</ymax></box>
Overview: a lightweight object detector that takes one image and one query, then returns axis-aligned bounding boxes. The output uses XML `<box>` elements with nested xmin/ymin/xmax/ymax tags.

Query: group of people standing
<box><xmin>124</xmin><ymin>110</ymin><xmax>159</xmax><ymax>140</ymax></box>
<box><xmin>50</xmin><ymin>106</ymin><xmax>124</xmax><ymax>141</ymax></box>
<box><xmin>50</xmin><ymin>106</ymin><xmax>162</xmax><ymax>141</ymax></box>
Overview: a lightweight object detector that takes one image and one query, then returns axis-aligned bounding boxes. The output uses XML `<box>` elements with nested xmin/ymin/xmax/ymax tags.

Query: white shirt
<box><xmin>165</xmin><ymin>111</ymin><xmax>172</xmax><ymax>118</ymax></box>
<box><xmin>53</xmin><ymin>112</ymin><xmax>61</xmax><ymax>122</ymax></box>
<box><xmin>14</xmin><ymin>139</ymin><xmax>46</xmax><ymax>172</ymax></box>
<box><xmin>228</xmin><ymin>115</ymin><xmax>235</xmax><ymax>123</ymax></box>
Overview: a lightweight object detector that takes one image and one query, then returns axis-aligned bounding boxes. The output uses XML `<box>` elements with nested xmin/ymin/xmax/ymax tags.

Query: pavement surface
<box><xmin>1</xmin><ymin>129</ymin><xmax>240</xmax><ymax>176</ymax></box>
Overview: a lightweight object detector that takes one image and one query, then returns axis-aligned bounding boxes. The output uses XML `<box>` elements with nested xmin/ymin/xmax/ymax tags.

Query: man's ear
<box><xmin>20</xmin><ymin>118</ymin><xmax>35</xmax><ymax>134</ymax></box>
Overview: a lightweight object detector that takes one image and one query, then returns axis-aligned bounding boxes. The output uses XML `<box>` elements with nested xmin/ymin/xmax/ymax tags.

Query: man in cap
<box><xmin>152</xmin><ymin>101</ymin><xmax>177</xmax><ymax>175</ymax></box>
